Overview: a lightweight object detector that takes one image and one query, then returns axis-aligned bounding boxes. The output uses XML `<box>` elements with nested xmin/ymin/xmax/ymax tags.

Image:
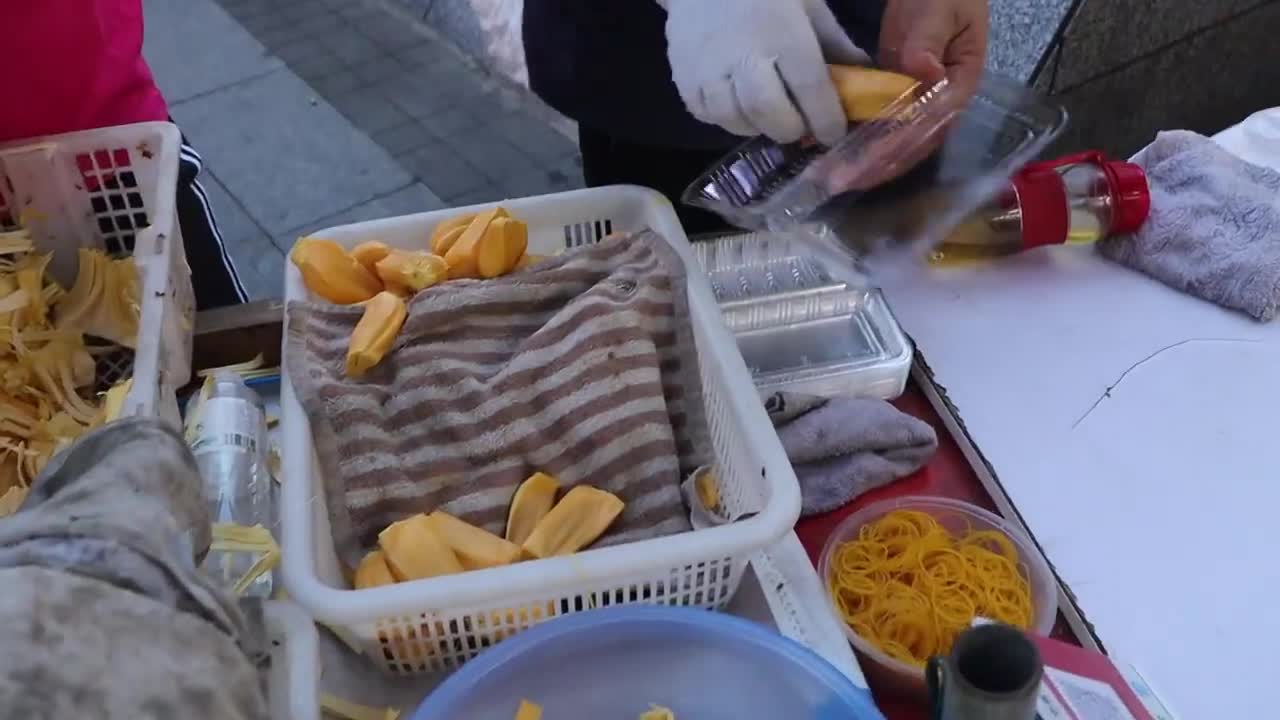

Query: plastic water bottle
<box><xmin>190</xmin><ymin>371</ymin><xmax>274</xmax><ymax>596</ymax></box>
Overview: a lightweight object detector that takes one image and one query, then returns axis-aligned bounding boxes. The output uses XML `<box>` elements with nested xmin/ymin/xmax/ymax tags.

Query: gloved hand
<box><xmin>662</xmin><ymin>0</ymin><xmax>871</xmax><ymax>146</ymax></box>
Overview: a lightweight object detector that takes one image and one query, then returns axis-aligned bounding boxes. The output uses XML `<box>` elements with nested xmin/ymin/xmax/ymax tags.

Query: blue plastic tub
<box><xmin>411</xmin><ymin>605</ymin><xmax>884</xmax><ymax>720</ymax></box>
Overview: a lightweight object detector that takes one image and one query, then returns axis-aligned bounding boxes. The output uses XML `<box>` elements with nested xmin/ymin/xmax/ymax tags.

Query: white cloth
<box><xmin>1213</xmin><ymin>107</ymin><xmax>1280</xmax><ymax>173</ymax></box>
<box><xmin>662</xmin><ymin>0</ymin><xmax>870</xmax><ymax>145</ymax></box>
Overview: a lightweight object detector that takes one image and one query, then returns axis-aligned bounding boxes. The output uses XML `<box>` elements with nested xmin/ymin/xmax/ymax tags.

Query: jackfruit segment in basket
<box><xmin>0</xmin><ymin>229</ymin><xmax>139</xmax><ymax>517</ymax></box>
<box><xmin>355</xmin><ymin>474</ymin><xmax>623</xmax><ymax>588</ymax></box>
<box><xmin>290</xmin><ymin>206</ymin><xmax>544</xmax><ymax>377</ymax></box>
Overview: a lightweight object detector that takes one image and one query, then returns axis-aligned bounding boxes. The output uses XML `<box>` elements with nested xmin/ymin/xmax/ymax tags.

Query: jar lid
<box><xmin>1101</xmin><ymin>160</ymin><xmax>1150</xmax><ymax>235</ymax></box>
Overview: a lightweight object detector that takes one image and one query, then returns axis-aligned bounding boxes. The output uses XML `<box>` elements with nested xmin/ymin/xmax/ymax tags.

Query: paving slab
<box><xmin>170</xmin><ymin>70</ymin><xmax>415</xmax><ymax>236</ymax></box>
<box><xmin>213</xmin><ymin>0</ymin><xmax>583</xmax><ymax>204</ymax></box>
<box><xmin>197</xmin><ymin>172</ymin><xmax>285</xmax><ymax>300</ymax></box>
<box><xmin>143</xmin><ymin>0</ymin><xmax>283</xmax><ymax>103</ymax></box>
<box><xmin>277</xmin><ymin>182</ymin><xmax>447</xmax><ymax>244</ymax></box>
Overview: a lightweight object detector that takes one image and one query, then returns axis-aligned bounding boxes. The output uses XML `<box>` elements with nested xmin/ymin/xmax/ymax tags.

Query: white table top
<box><xmin>878</xmin><ymin>109</ymin><xmax>1280</xmax><ymax>720</ymax></box>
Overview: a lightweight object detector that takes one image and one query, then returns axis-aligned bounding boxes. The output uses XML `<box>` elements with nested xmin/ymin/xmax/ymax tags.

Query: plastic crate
<box><xmin>280</xmin><ymin>186</ymin><xmax>802</xmax><ymax>674</ymax></box>
<box><xmin>0</xmin><ymin>122</ymin><xmax>195</xmax><ymax>421</ymax></box>
<box><xmin>264</xmin><ymin>601</ymin><xmax>320</xmax><ymax>720</ymax></box>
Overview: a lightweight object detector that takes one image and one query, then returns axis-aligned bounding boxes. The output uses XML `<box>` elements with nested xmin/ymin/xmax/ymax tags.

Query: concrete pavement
<box><xmin>143</xmin><ymin>0</ymin><xmax>582</xmax><ymax>300</ymax></box>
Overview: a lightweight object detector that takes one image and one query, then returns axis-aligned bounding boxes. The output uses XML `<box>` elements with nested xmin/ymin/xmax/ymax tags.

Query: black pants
<box><xmin>577</xmin><ymin>125</ymin><xmax>733</xmax><ymax>236</ymax></box>
<box><xmin>175</xmin><ymin>138</ymin><xmax>248</xmax><ymax>310</ymax></box>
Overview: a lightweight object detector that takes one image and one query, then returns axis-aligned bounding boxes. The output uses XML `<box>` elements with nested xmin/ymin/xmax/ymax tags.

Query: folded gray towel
<box><xmin>766</xmin><ymin>392</ymin><xmax>938</xmax><ymax>516</ymax></box>
<box><xmin>1098</xmin><ymin>130</ymin><xmax>1280</xmax><ymax>321</ymax></box>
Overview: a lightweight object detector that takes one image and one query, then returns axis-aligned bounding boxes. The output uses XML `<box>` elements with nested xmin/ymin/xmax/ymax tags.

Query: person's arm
<box><xmin>660</xmin><ymin>0</ymin><xmax>871</xmax><ymax>145</ymax></box>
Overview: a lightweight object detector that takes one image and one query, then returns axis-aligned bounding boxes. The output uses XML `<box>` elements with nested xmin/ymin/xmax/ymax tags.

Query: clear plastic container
<box><xmin>409</xmin><ymin>605</ymin><xmax>885</xmax><ymax>720</ymax></box>
<box><xmin>692</xmin><ymin>231</ymin><xmax>911</xmax><ymax>399</ymax></box>
<box><xmin>684</xmin><ymin>73</ymin><xmax>1068</xmax><ymax>270</ymax></box>
<box><xmin>817</xmin><ymin>496</ymin><xmax>1058</xmax><ymax>698</ymax></box>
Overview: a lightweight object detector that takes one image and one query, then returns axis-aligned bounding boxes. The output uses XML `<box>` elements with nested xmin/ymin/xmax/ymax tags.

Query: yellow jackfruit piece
<box><xmin>349</xmin><ymin>241</ymin><xmax>392</xmax><ymax>276</ymax></box>
<box><xmin>426</xmin><ymin>511</ymin><xmax>522</xmax><ymax>570</ymax></box>
<box><xmin>374</xmin><ymin>250</ymin><xmax>448</xmax><ymax>294</ymax></box>
<box><xmin>320</xmin><ymin>694</ymin><xmax>400</xmax><ymax>720</ymax></box>
<box><xmin>477</xmin><ymin>217</ymin><xmax>528</xmax><ymax>279</ymax></box>
<box><xmin>346</xmin><ymin>291</ymin><xmax>407</xmax><ymax>378</ymax></box>
<box><xmin>429</xmin><ymin>213</ymin><xmax>477</xmax><ymax>255</ymax></box>
<box><xmin>354</xmin><ymin>549</ymin><xmax>397</xmax><ymax>589</ymax></box>
<box><xmin>694</xmin><ymin>468</ymin><xmax>720</xmax><ymax>512</ymax></box>
<box><xmin>521</xmin><ymin>485</ymin><xmax>625</xmax><ymax>559</ymax></box>
<box><xmin>443</xmin><ymin>206</ymin><xmax>508</xmax><ymax>279</ymax></box>
<box><xmin>514</xmin><ymin>700</ymin><xmax>542</xmax><ymax>720</ymax></box>
<box><xmin>377</xmin><ymin>513</ymin><xmax>464</xmax><ymax>581</ymax></box>
<box><xmin>827</xmin><ymin>65</ymin><xmax>919</xmax><ymax>122</ymax></box>
<box><xmin>505</xmin><ymin>472</ymin><xmax>560</xmax><ymax>545</ymax></box>
<box><xmin>290</xmin><ymin>237</ymin><xmax>383</xmax><ymax>304</ymax></box>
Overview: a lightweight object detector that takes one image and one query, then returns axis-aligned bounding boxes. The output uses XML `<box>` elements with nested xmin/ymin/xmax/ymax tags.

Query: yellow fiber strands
<box><xmin>826</xmin><ymin>509</ymin><xmax>1033</xmax><ymax>667</ymax></box>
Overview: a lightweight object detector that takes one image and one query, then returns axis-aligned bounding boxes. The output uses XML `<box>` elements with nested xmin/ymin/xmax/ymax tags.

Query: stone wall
<box><xmin>1037</xmin><ymin>0</ymin><xmax>1280</xmax><ymax>156</ymax></box>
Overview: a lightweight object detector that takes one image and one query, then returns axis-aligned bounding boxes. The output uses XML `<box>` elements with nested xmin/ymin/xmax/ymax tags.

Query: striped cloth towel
<box><xmin>286</xmin><ymin>230</ymin><xmax>708</xmax><ymax>567</ymax></box>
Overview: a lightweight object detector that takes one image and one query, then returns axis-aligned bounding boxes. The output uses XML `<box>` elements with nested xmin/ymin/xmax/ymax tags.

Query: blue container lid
<box><xmin>412</xmin><ymin>605</ymin><xmax>884</xmax><ymax>720</ymax></box>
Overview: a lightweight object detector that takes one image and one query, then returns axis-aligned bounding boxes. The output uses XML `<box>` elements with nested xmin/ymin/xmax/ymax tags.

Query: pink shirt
<box><xmin>0</xmin><ymin>1</ymin><xmax>168</xmax><ymax>144</ymax></box>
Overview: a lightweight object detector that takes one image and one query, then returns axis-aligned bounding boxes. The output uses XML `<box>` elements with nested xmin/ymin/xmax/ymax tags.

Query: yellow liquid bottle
<box><xmin>930</xmin><ymin>153</ymin><xmax>1148</xmax><ymax>266</ymax></box>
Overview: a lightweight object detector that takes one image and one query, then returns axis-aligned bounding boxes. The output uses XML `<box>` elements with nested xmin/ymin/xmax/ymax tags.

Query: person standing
<box><xmin>0</xmin><ymin>1</ymin><xmax>248</xmax><ymax>309</ymax></box>
<box><xmin>524</xmin><ymin>0</ymin><xmax>989</xmax><ymax>232</ymax></box>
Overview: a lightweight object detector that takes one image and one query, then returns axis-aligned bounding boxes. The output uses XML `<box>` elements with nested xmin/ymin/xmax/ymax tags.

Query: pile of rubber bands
<box><xmin>826</xmin><ymin>509</ymin><xmax>1033</xmax><ymax>667</ymax></box>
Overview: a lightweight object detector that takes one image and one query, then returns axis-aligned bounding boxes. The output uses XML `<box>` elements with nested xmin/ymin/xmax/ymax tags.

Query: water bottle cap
<box><xmin>1101</xmin><ymin>160</ymin><xmax>1150</xmax><ymax>235</ymax></box>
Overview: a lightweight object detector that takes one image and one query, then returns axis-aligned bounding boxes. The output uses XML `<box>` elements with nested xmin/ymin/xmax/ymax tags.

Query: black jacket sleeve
<box><xmin>524</xmin><ymin>0</ymin><xmax>886</xmax><ymax>151</ymax></box>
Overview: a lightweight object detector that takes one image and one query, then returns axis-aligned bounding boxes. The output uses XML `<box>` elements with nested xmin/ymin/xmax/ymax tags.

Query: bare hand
<box><xmin>878</xmin><ymin>0</ymin><xmax>989</xmax><ymax>99</ymax></box>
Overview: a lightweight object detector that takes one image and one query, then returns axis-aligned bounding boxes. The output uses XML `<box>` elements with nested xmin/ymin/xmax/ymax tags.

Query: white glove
<box><xmin>662</xmin><ymin>0</ymin><xmax>871</xmax><ymax>145</ymax></box>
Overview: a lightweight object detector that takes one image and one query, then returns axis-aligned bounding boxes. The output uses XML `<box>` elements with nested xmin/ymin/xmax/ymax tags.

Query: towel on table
<box><xmin>1098</xmin><ymin>130</ymin><xmax>1280</xmax><ymax>321</ymax></box>
<box><xmin>766</xmin><ymin>392</ymin><xmax>938</xmax><ymax>516</ymax></box>
<box><xmin>287</xmin><ymin>231</ymin><xmax>708</xmax><ymax>567</ymax></box>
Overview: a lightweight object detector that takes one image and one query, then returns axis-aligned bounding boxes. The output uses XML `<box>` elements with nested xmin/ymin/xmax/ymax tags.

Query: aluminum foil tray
<box><xmin>693</xmin><ymin>232</ymin><xmax>912</xmax><ymax>399</ymax></box>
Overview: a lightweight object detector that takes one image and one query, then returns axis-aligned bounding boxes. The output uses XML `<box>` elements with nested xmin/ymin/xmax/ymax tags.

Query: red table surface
<box><xmin>794</xmin><ymin>382</ymin><xmax>1078</xmax><ymax>719</ymax></box>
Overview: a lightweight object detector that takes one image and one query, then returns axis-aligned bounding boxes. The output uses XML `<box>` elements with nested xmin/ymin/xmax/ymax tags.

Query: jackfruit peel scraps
<box><xmin>320</xmin><ymin>693</ymin><xmax>400</xmax><ymax>720</ymax></box>
<box><xmin>210</xmin><ymin>523</ymin><xmax>280</xmax><ymax>596</ymax></box>
<box><xmin>0</xmin><ymin>230</ymin><xmax>140</xmax><ymax>503</ymax></box>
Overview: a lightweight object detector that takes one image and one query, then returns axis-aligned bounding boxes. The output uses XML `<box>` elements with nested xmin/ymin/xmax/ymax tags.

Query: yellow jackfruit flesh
<box><xmin>521</xmin><ymin>485</ymin><xmax>625</xmax><ymax>559</ymax></box>
<box><xmin>377</xmin><ymin>513</ymin><xmax>464</xmax><ymax>581</ymax></box>
<box><xmin>694</xmin><ymin>468</ymin><xmax>720</xmax><ymax>512</ymax></box>
<box><xmin>0</xmin><ymin>231</ymin><xmax>137</xmax><ymax>493</ymax></box>
<box><xmin>426</xmin><ymin>511</ymin><xmax>522</xmax><ymax>570</ymax></box>
<box><xmin>505</xmin><ymin>472</ymin><xmax>560</xmax><ymax>545</ymax></box>
<box><xmin>354</xmin><ymin>549</ymin><xmax>397</xmax><ymax>589</ymax></box>
<box><xmin>514</xmin><ymin>700</ymin><xmax>543</xmax><ymax>720</ymax></box>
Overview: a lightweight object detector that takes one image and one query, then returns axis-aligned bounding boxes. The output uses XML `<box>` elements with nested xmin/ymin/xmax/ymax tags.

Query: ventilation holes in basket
<box><xmin>76</xmin><ymin>148</ymin><xmax>149</xmax><ymax>256</ymax></box>
<box><xmin>561</xmin><ymin>218</ymin><xmax>614</xmax><ymax>249</ymax></box>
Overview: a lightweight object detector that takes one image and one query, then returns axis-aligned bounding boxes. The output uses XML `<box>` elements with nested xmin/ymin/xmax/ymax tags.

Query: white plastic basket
<box><xmin>280</xmin><ymin>186</ymin><xmax>801</xmax><ymax>673</ymax></box>
<box><xmin>264</xmin><ymin>601</ymin><xmax>321</xmax><ymax>720</ymax></box>
<box><xmin>0</xmin><ymin>121</ymin><xmax>195</xmax><ymax>421</ymax></box>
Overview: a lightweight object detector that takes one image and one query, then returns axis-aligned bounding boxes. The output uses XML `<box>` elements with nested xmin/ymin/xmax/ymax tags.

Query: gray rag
<box><xmin>0</xmin><ymin>418</ymin><xmax>269</xmax><ymax>719</ymax></box>
<box><xmin>766</xmin><ymin>392</ymin><xmax>938</xmax><ymax>516</ymax></box>
<box><xmin>1098</xmin><ymin>130</ymin><xmax>1280</xmax><ymax>321</ymax></box>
